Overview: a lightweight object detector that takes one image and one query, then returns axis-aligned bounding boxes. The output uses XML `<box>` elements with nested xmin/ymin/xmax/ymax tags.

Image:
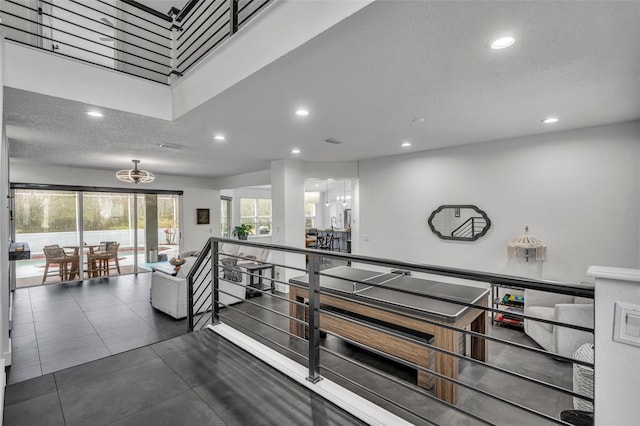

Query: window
<box><xmin>240</xmin><ymin>198</ymin><xmax>272</xmax><ymax>235</ymax></box>
<box><xmin>220</xmin><ymin>196</ymin><xmax>231</xmax><ymax>238</ymax></box>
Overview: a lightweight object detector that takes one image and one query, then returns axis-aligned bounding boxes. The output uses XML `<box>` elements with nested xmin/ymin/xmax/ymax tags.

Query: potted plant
<box><xmin>233</xmin><ymin>224</ymin><xmax>253</xmax><ymax>240</ymax></box>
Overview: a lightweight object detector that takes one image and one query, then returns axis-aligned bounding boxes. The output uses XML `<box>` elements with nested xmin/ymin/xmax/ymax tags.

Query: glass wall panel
<box><xmin>13</xmin><ymin>189</ymin><xmax>78</xmax><ymax>287</ymax></box>
<box><xmin>12</xmin><ymin>188</ymin><xmax>182</xmax><ymax>287</ymax></box>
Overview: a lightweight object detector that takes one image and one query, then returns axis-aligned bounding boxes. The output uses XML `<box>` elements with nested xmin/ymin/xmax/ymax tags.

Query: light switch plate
<box><xmin>613</xmin><ymin>302</ymin><xmax>640</xmax><ymax>348</ymax></box>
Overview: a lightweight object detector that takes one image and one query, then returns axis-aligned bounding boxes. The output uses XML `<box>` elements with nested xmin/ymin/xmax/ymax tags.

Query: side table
<box><xmin>241</xmin><ymin>263</ymin><xmax>275</xmax><ymax>298</ymax></box>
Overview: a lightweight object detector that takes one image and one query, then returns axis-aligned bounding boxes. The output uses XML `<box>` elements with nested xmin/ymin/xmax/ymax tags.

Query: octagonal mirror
<box><xmin>427</xmin><ymin>205</ymin><xmax>491</xmax><ymax>241</ymax></box>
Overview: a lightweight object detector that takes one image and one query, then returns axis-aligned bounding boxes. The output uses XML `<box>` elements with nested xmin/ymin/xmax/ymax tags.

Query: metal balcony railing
<box><xmin>187</xmin><ymin>237</ymin><xmax>595</xmax><ymax>426</ymax></box>
<box><xmin>0</xmin><ymin>0</ymin><xmax>274</xmax><ymax>84</ymax></box>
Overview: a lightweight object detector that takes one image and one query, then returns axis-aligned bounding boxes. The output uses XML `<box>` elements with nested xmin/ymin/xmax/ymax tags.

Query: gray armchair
<box><xmin>524</xmin><ymin>289</ymin><xmax>594</xmax><ymax>358</ymax></box>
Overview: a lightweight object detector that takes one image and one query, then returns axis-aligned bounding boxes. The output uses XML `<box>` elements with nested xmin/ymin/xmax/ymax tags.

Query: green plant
<box><xmin>232</xmin><ymin>224</ymin><xmax>253</xmax><ymax>239</ymax></box>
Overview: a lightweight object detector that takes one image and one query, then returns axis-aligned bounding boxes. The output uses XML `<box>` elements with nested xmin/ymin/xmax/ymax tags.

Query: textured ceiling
<box><xmin>5</xmin><ymin>0</ymin><xmax>640</xmax><ymax>179</ymax></box>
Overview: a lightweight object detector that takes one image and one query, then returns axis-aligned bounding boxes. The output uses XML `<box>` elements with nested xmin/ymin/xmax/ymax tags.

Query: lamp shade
<box><xmin>507</xmin><ymin>226</ymin><xmax>547</xmax><ymax>262</ymax></box>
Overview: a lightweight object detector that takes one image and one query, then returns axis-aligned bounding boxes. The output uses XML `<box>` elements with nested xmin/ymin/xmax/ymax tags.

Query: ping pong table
<box><xmin>289</xmin><ymin>266</ymin><xmax>490</xmax><ymax>404</ymax></box>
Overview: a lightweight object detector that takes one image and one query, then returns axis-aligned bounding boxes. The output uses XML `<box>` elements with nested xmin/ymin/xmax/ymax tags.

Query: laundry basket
<box><xmin>573</xmin><ymin>343</ymin><xmax>594</xmax><ymax>411</ymax></box>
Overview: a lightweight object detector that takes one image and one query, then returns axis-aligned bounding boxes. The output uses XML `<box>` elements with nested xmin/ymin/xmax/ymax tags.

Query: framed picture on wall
<box><xmin>196</xmin><ymin>208</ymin><xmax>210</xmax><ymax>225</ymax></box>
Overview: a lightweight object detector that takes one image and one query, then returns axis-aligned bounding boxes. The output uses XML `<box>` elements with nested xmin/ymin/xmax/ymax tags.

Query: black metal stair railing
<box><xmin>188</xmin><ymin>237</ymin><xmax>594</xmax><ymax>425</ymax></box>
<box><xmin>187</xmin><ymin>238</ymin><xmax>214</xmax><ymax>331</ymax></box>
<box><xmin>0</xmin><ymin>0</ymin><xmax>173</xmax><ymax>84</ymax></box>
<box><xmin>173</xmin><ymin>0</ymin><xmax>273</xmax><ymax>77</ymax></box>
<box><xmin>0</xmin><ymin>0</ymin><xmax>275</xmax><ymax>84</ymax></box>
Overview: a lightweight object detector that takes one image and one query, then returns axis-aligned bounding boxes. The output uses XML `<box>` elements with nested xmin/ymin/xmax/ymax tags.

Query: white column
<box><xmin>587</xmin><ymin>266</ymin><xmax>640</xmax><ymax>426</ymax></box>
<box><xmin>271</xmin><ymin>159</ymin><xmax>305</xmax><ymax>291</ymax></box>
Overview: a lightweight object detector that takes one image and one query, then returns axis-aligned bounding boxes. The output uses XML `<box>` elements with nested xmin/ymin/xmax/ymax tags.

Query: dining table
<box><xmin>63</xmin><ymin>244</ymin><xmax>102</xmax><ymax>279</ymax></box>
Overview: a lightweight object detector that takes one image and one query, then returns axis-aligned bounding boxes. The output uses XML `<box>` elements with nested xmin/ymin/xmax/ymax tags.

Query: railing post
<box><xmin>212</xmin><ymin>239</ymin><xmax>220</xmax><ymax>324</ymax></box>
<box><xmin>168</xmin><ymin>7</ymin><xmax>180</xmax><ymax>83</ymax></box>
<box><xmin>307</xmin><ymin>253</ymin><xmax>322</xmax><ymax>383</ymax></box>
<box><xmin>187</xmin><ymin>274</ymin><xmax>194</xmax><ymax>331</ymax></box>
<box><xmin>230</xmin><ymin>0</ymin><xmax>238</xmax><ymax>35</ymax></box>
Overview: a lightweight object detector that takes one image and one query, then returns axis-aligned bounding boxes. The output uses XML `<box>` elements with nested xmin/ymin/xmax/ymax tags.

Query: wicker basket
<box><xmin>573</xmin><ymin>343</ymin><xmax>594</xmax><ymax>411</ymax></box>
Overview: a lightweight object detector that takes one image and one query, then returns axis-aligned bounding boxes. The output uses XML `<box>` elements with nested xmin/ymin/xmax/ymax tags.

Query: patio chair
<box><xmin>42</xmin><ymin>244</ymin><xmax>79</xmax><ymax>284</ymax></box>
<box><xmin>88</xmin><ymin>242</ymin><xmax>121</xmax><ymax>277</ymax></box>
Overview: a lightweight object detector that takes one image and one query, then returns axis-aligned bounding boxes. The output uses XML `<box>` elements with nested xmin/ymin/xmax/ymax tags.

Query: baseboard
<box><xmin>208</xmin><ymin>323</ymin><xmax>412</xmax><ymax>426</ymax></box>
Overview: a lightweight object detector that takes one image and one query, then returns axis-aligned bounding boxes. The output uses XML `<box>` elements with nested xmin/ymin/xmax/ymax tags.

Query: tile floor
<box><xmin>5</xmin><ymin>273</ymin><xmax>578</xmax><ymax>425</ymax></box>
<box><xmin>4</xmin><ymin>331</ymin><xmax>365</xmax><ymax>426</ymax></box>
<box><xmin>8</xmin><ymin>273</ymin><xmax>187</xmax><ymax>384</ymax></box>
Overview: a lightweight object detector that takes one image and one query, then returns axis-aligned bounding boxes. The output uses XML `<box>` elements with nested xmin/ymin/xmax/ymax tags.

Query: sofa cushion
<box><xmin>525</xmin><ymin>306</ymin><xmax>554</xmax><ymax>333</ymax></box>
<box><xmin>179</xmin><ymin>250</ymin><xmax>197</xmax><ymax>258</ymax></box>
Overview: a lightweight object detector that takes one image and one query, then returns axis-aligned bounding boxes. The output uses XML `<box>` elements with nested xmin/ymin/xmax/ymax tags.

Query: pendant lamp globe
<box><xmin>116</xmin><ymin>160</ymin><xmax>155</xmax><ymax>184</ymax></box>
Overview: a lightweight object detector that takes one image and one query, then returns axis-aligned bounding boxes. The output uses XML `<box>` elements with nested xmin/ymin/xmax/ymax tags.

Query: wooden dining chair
<box><xmin>103</xmin><ymin>242</ymin><xmax>121</xmax><ymax>275</ymax></box>
<box><xmin>88</xmin><ymin>242</ymin><xmax>121</xmax><ymax>277</ymax></box>
<box><xmin>42</xmin><ymin>245</ymin><xmax>79</xmax><ymax>283</ymax></box>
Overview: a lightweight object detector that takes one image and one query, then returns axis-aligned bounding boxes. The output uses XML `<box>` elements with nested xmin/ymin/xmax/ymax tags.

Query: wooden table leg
<box><xmin>471</xmin><ymin>310</ymin><xmax>487</xmax><ymax>362</ymax></box>
<box><xmin>289</xmin><ymin>288</ymin><xmax>305</xmax><ymax>338</ymax></box>
<box><xmin>434</xmin><ymin>326</ymin><xmax>459</xmax><ymax>405</ymax></box>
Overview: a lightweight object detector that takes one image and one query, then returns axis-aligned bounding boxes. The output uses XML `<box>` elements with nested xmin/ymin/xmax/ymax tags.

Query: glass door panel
<box><xmin>13</xmin><ymin>189</ymin><xmax>78</xmax><ymax>287</ymax></box>
<box><xmin>83</xmin><ymin>192</ymin><xmax>135</xmax><ymax>275</ymax></box>
<box><xmin>158</xmin><ymin>194</ymin><xmax>180</xmax><ymax>261</ymax></box>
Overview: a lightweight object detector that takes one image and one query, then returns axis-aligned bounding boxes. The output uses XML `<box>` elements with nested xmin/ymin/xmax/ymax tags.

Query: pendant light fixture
<box><xmin>116</xmin><ymin>160</ymin><xmax>155</xmax><ymax>184</ymax></box>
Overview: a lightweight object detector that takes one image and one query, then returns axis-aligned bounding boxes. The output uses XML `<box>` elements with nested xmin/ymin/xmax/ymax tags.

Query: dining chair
<box><xmin>42</xmin><ymin>244</ymin><xmax>79</xmax><ymax>283</ymax></box>
<box><xmin>88</xmin><ymin>242</ymin><xmax>121</xmax><ymax>277</ymax></box>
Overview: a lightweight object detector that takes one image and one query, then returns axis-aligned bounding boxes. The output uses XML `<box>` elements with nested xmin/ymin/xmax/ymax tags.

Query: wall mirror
<box><xmin>427</xmin><ymin>205</ymin><xmax>491</xmax><ymax>241</ymax></box>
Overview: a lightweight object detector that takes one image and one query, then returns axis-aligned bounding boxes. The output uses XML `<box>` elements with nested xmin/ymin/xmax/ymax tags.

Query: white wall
<box><xmin>1</xmin><ymin>31</ymin><xmax>12</xmax><ymax>383</ymax></box>
<box><xmin>588</xmin><ymin>266</ymin><xmax>640</xmax><ymax>426</ymax></box>
<box><xmin>9</xmin><ymin>161</ymin><xmax>220</xmax><ymax>253</ymax></box>
<box><xmin>357</xmin><ymin>121</ymin><xmax>640</xmax><ymax>284</ymax></box>
<box><xmin>4</xmin><ymin>43</ymin><xmax>172</xmax><ymax>120</ymax></box>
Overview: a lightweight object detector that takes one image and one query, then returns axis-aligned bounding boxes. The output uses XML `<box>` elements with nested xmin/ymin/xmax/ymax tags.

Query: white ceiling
<box><xmin>5</xmin><ymin>0</ymin><xmax>640</xmax><ymax>179</ymax></box>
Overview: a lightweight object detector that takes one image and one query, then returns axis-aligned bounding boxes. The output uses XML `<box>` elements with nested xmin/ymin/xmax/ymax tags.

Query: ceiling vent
<box><xmin>324</xmin><ymin>138</ymin><xmax>344</xmax><ymax>145</ymax></box>
<box><xmin>158</xmin><ymin>143</ymin><xmax>185</xmax><ymax>150</ymax></box>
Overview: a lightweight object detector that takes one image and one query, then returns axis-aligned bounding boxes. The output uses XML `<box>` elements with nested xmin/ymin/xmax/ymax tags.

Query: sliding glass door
<box><xmin>11</xmin><ymin>187</ymin><xmax>181</xmax><ymax>288</ymax></box>
<box><xmin>13</xmin><ymin>190</ymin><xmax>79</xmax><ymax>287</ymax></box>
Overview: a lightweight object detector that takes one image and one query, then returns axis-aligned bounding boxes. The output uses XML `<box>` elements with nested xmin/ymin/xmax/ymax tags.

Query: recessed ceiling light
<box><xmin>542</xmin><ymin>117</ymin><xmax>559</xmax><ymax>124</ymax></box>
<box><xmin>214</xmin><ymin>134</ymin><xmax>226</xmax><ymax>141</ymax></box>
<box><xmin>401</xmin><ymin>141</ymin><xmax>412</xmax><ymax>148</ymax></box>
<box><xmin>490</xmin><ymin>36</ymin><xmax>515</xmax><ymax>50</ymax></box>
<box><xmin>87</xmin><ymin>111</ymin><xmax>103</xmax><ymax>118</ymax></box>
<box><xmin>295</xmin><ymin>109</ymin><xmax>309</xmax><ymax>117</ymax></box>
<box><xmin>291</xmin><ymin>148</ymin><xmax>301</xmax><ymax>154</ymax></box>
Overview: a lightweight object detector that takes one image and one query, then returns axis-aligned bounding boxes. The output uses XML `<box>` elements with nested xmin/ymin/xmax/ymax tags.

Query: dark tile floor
<box><xmin>218</xmin><ymin>293</ymin><xmax>575</xmax><ymax>425</ymax></box>
<box><xmin>5</xmin><ymin>273</ymin><xmax>576</xmax><ymax>425</ymax></box>
<box><xmin>8</xmin><ymin>273</ymin><xmax>187</xmax><ymax>384</ymax></box>
<box><xmin>4</xmin><ymin>331</ymin><xmax>366</xmax><ymax>426</ymax></box>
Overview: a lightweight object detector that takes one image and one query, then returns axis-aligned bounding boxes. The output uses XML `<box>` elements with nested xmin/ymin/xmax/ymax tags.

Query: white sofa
<box><xmin>151</xmin><ymin>254</ymin><xmax>246</xmax><ymax>319</ymax></box>
<box><xmin>524</xmin><ymin>289</ymin><xmax>594</xmax><ymax>358</ymax></box>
